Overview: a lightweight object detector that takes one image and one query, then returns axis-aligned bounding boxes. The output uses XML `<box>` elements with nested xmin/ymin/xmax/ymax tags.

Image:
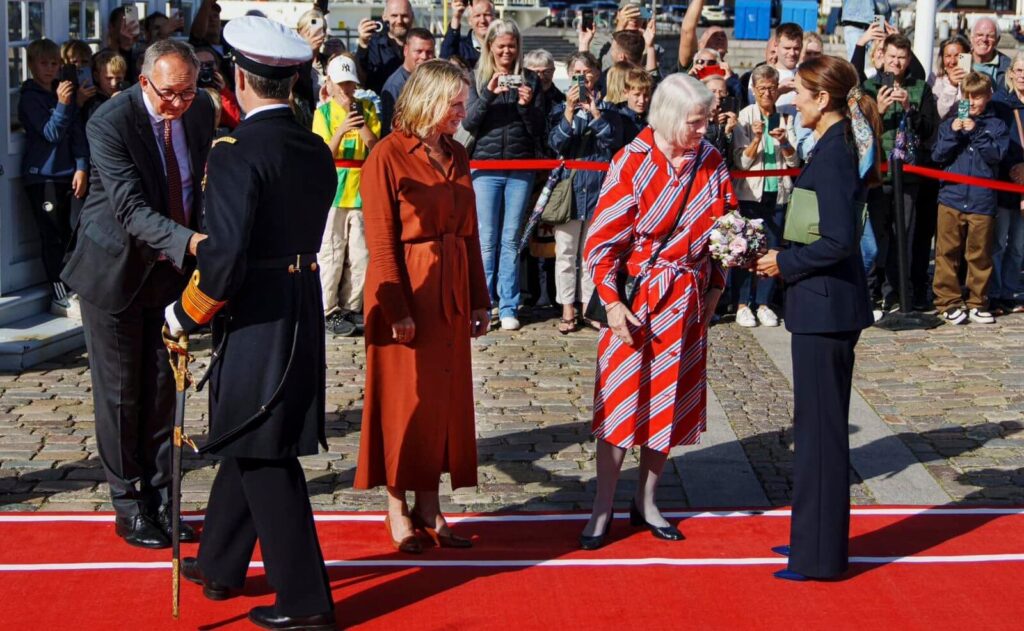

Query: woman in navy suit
<box><xmin>756</xmin><ymin>55</ymin><xmax>881</xmax><ymax>581</ymax></box>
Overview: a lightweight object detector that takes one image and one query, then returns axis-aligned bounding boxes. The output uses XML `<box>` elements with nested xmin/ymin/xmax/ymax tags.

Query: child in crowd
<box><xmin>617</xmin><ymin>66</ymin><xmax>653</xmax><ymax>145</ymax></box>
<box><xmin>312</xmin><ymin>53</ymin><xmax>380</xmax><ymax>337</ymax></box>
<box><xmin>18</xmin><ymin>38</ymin><xmax>89</xmax><ymax>318</ymax></box>
<box><xmin>60</xmin><ymin>39</ymin><xmax>97</xmax><ymax>111</ymax></box>
<box><xmin>84</xmin><ymin>50</ymin><xmax>127</xmax><ymax>121</ymax></box>
<box><xmin>931</xmin><ymin>72</ymin><xmax>1009</xmax><ymax>325</ymax></box>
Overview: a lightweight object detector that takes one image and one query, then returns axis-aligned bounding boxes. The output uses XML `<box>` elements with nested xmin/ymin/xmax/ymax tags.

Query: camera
<box><xmin>197</xmin><ymin>61</ymin><xmax>217</xmax><ymax>88</ymax></box>
<box><xmin>498</xmin><ymin>74</ymin><xmax>524</xmax><ymax>89</ymax></box>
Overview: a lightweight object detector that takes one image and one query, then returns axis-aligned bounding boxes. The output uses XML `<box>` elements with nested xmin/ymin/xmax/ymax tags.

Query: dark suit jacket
<box><xmin>61</xmin><ymin>84</ymin><xmax>215</xmax><ymax>313</ymax></box>
<box><xmin>776</xmin><ymin>120</ymin><xmax>874</xmax><ymax>335</ymax></box>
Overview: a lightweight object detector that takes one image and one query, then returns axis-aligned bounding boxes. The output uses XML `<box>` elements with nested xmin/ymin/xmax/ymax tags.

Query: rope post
<box><xmin>875</xmin><ymin>159</ymin><xmax>943</xmax><ymax>331</ymax></box>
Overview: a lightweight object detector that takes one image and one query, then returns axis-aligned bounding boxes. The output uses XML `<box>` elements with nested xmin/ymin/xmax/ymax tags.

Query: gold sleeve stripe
<box><xmin>181</xmin><ymin>270</ymin><xmax>225</xmax><ymax>325</ymax></box>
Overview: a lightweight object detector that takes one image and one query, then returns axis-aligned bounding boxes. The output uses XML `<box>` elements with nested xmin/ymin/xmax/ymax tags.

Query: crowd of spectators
<box><xmin>16</xmin><ymin>0</ymin><xmax>1024</xmax><ymax>332</ymax></box>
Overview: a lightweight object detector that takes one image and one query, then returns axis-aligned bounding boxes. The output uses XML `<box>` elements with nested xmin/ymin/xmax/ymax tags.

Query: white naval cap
<box><xmin>223</xmin><ymin>15</ymin><xmax>312</xmax><ymax>79</ymax></box>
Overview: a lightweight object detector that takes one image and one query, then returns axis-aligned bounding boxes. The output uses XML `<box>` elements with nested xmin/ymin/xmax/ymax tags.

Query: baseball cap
<box><xmin>327</xmin><ymin>55</ymin><xmax>360</xmax><ymax>85</ymax></box>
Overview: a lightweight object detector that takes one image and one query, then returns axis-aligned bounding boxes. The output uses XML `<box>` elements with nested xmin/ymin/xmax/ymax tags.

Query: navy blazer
<box><xmin>776</xmin><ymin>120</ymin><xmax>874</xmax><ymax>335</ymax></box>
<box><xmin>61</xmin><ymin>84</ymin><xmax>215</xmax><ymax>313</ymax></box>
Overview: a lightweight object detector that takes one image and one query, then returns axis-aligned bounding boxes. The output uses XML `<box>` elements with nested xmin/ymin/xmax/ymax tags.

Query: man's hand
<box><xmin>451</xmin><ymin>0</ymin><xmax>466</xmax><ymax>28</ymax></box>
<box><xmin>162</xmin><ymin>12</ymin><xmax>185</xmax><ymax>36</ymax></box>
<box><xmin>470</xmin><ymin>308</ymin><xmax>489</xmax><ymax>338</ymax></box>
<box><xmin>720</xmin><ymin>60</ymin><xmax>733</xmax><ymax>79</ymax></box>
<box><xmin>578</xmin><ymin>22</ymin><xmax>595</xmax><ymax>52</ymax></box>
<box><xmin>357</xmin><ymin>18</ymin><xmax>377</xmax><ymax>48</ymax></box>
<box><xmin>164</xmin><ymin>303</ymin><xmax>184</xmax><ymax>337</ymax></box>
<box><xmin>188</xmin><ymin>233</ymin><xmax>208</xmax><ymax>256</ymax></box>
<box><xmin>72</xmin><ymin>170</ymin><xmax>88</xmax><ymax>199</ymax></box>
<box><xmin>76</xmin><ymin>84</ymin><xmax>97</xmax><ymax>108</ymax></box>
<box><xmin>584</xmin><ymin>90</ymin><xmax>603</xmax><ymax>118</ymax></box>
<box><xmin>778</xmin><ymin>77</ymin><xmax>796</xmax><ymax>95</ymax></box>
<box><xmin>301</xmin><ymin>24</ymin><xmax>326</xmax><ymax>53</ymax></box>
<box><xmin>877</xmin><ymin>86</ymin><xmax>896</xmax><ymax>114</ymax></box>
<box><xmin>962</xmin><ymin>117</ymin><xmax>977</xmax><ymax>132</ymax></box>
<box><xmin>643</xmin><ymin>17</ymin><xmax>657</xmax><ymax>49</ymax></box>
<box><xmin>891</xmin><ymin>86</ymin><xmax>910</xmax><ymax>109</ymax></box>
<box><xmin>720</xmin><ymin>111</ymin><xmax>738</xmax><ymax>135</ymax></box>
<box><xmin>858</xmin><ymin>21</ymin><xmax>885</xmax><ymax>47</ymax></box>
<box><xmin>56</xmin><ymin>81</ymin><xmax>74</xmax><ymax>106</ymax></box>
<box><xmin>606</xmin><ymin>301</ymin><xmax>641</xmax><ymax>346</ymax></box>
<box><xmin>392</xmin><ymin>316</ymin><xmax>416</xmax><ymax>344</ymax></box>
<box><xmin>615</xmin><ymin>4</ymin><xmax>641</xmax><ymax>31</ymax></box>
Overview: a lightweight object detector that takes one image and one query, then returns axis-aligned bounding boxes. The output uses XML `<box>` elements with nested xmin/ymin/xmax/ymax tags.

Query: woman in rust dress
<box><xmin>356</xmin><ymin>60</ymin><xmax>491</xmax><ymax>553</ymax></box>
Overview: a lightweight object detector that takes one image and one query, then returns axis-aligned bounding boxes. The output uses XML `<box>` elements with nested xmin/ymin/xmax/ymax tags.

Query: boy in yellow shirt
<box><xmin>313</xmin><ymin>53</ymin><xmax>380</xmax><ymax>335</ymax></box>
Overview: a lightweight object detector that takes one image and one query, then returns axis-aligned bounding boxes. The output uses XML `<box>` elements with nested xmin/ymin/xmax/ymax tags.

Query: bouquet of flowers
<box><xmin>709</xmin><ymin>211</ymin><xmax>768</xmax><ymax>268</ymax></box>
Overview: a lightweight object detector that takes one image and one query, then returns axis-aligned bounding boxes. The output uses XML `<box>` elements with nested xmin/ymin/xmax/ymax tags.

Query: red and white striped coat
<box><xmin>584</xmin><ymin>129</ymin><xmax>736</xmax><ymax>453</ymax></box>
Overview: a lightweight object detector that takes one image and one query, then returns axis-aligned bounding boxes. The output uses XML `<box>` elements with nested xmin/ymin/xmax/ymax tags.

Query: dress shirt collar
<box><xmin>244</xmin><ymin>103</ymin><xmax>291</xmax><ymax>119</ymax></box>
<box><xmin>142</xmin><ymin>89</ymin><xmax>167</xmax><ymax>126</ymax></box>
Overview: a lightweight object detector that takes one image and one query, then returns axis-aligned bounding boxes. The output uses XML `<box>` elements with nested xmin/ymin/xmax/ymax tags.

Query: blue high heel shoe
<box><xmin>771</xmin><ymin>545</ymin><xmax>791</xmax><ymax>557</ymax></box>
<box><xmin>630</xmin><ymin>499</ymin><xmax>684</xmax><ymax>541</ymax></box>
<box><xmin>773</xmin><ymin>569</ymin><xmax>809</xmax><ymax>582</ymax></box>
<box><xmin>579</xmin><ymin>517</ymin><xmax>612</xmax><ymax>551</ymax></box>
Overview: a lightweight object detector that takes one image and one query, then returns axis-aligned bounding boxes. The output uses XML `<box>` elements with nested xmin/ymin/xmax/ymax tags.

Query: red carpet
<box><xmin>1</xmin><ymin>507</ymin><xmax>1023</xmax><ymax>630</ymax></box>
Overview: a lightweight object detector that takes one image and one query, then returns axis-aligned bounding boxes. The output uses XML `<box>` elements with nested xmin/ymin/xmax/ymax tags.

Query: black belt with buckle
<box><xmin>249</xmin><ymin>253</ymin><xmax>319</xmax><ymax>273</ymax></box>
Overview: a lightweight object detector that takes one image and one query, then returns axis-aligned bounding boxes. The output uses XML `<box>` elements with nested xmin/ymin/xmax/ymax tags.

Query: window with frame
<box><xmin>7</xmin><ymin>0</ymin><xmax>47</xmax><ymax>132</ymax></box>
<box><xmin>68</xmin><ymin>1</ymin><xmax>102</xmax><ymax>44</ymax></box>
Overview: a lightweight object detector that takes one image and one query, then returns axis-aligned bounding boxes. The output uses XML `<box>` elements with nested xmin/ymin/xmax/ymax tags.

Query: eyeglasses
<box><xmin>753</xmin><ymin>85</ymin><xmax>778</xmax><ymax>94</ymax></box>
<box><xmin>144</xmin><ymin>76</ymin><xmax>197</xmax><ymax>103</ymax></box>
<box><xmin>694</xmin><ymin>58</ymin><xmax>715</xmax><ymax>66</ymax></box>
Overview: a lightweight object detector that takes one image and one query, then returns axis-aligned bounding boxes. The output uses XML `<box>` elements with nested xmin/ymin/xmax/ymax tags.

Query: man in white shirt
<box><xmin>748</xmin><ymin>22</ymin><xmax>804</xmax><ymax>115</ymax></box>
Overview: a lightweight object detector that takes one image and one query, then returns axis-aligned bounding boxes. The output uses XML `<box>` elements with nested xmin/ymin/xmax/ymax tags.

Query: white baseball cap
<box><xmin>327</xmin><ymin>56</ymin><xmax>360</xmax><ymax>85</ymax></box>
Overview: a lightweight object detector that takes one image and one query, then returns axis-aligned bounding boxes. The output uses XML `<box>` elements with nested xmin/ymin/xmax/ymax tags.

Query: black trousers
<box><xmin>788</xmin><ymin>330</ymin><xmax>860</xmax><ymax>579</ymax></box>
<box><xmin>80</xmin><ymin>263</ymin><xmax>183</xmax><ymax>517</ymax></box>
<box><xmin>198</xmin><ymin>456</ymin><xmax>333</xmax><ymax>617</ymax></box>
<box><xmin>24</xmin><ymin>181</ymin><xmax>74</xmax><ymax>284</ymax></box>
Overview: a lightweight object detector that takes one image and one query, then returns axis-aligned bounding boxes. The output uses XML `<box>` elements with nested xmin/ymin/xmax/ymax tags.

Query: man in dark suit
<box><xmin>164</xmin><ymin>16</ymin><xmax>338</xmax><ymax>630</ymax></box>
<box><xmin>61</xmin><ymin>38</ymin><xmax>214</xmax><ymax>549</ymax></box>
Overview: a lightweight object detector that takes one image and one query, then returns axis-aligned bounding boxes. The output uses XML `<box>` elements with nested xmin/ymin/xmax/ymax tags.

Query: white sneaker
<box><xmin>756</xmin><ymin>305</ymin><xmax>779</xmax><ymax>327</ymax></box>
<box><xmin>735</xmin><ymin>306</ymin><xmax>757</xmax><ymax>327</ymax></box>
<box><xmin>968</xmin><ymin>308</ymin><xmax>995</xmax><ymax>324</ymax></box>
<box><xmin>500</xmin><ymin>316</ymin><xmax>521</xmax><ymax>331</ymax></box>
<box><xmin>50</xmin><ymin>295</ymin><xmax>82</xmax><ymax>321</ymax></box>
<box><xmin>872</xmin><ymin>309</ymin><xmax>884</xmax><ymax>323</ymax></box>
<box><xmin>940</xmin><ymin>307</ymin><xmax>968</xmax><ymax>325</ymax></box>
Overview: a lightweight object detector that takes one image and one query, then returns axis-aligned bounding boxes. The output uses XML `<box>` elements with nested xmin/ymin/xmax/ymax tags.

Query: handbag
<box><xmin>783</xmin><ymin>187</ymin><xmax>868</xmax><ymax>245</ymax></box>
<box><xmin>583</xmin><ymin>153</ymin><xmax>704</xmax><ymax>325</ymax></box>
<box><xmin>540</xmin><ymin>170</ymin><xmax>576</xmax><ymax>225</ymax></box>
<box><xmin>1010</xmin><ymin>110</ymin><xmax>1024</xmax><ymax>186</ymax></box>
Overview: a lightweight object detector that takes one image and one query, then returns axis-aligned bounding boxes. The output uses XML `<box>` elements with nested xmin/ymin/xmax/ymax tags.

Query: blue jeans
<box><xmin>860</xmin><ymin>217</ymin><xmax>878</xmax><ymax>276</ymax></box>
<box><xmin>472</xmin><ymin>170</ymin><xmax>536</xmax><ymax>318</ymax></box>
<box><xmin>732</xmin><ymin>195</ymin><xmax>785</xmax><ymax>309</ymax></box>
<box><xmin>992</xmin><ymin>206</ymin><xmax>1024</xmax><ymax>300</ymax></box>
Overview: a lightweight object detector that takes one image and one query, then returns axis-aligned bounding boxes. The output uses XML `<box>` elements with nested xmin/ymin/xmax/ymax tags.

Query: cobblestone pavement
<box><xmin>2</xmin><ymin>310</ymin><xmax>1023</xmax><ymax>513</ymax></box>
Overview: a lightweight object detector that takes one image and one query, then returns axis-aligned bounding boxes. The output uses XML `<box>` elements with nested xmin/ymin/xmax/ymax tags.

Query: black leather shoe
<box><xmin>156</xmin><ymin>505</ymin><xmax>198</xmax><ymax>543</ymax></box>
<box><xmin>115</xmin><ymin>514</ymin><xmax>170</xmax><ymax>549</ymax></box>
<box><xmin>629</xmin><ymin>499</ymin><xmax>684</xmax><ymax>541</ymax></box>
<box><xmin>579</xmin><ymin>518</ymin><xmax>611</xmax><ymax>551</ymax></box>
<box><xmin>248</xmin><ymin>605</ymin><xmax>336</xmax><ymax>630</ymax></box>
<box><xmin>182</xmin><ymin>557</ymin><xmax>233</xmax><ymax>601</ymax></box>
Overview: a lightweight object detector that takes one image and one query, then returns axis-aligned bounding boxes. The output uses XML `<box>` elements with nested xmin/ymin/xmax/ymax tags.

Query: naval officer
<box><xmin>164</xmin><ymin>16</ymin><xmax>338</xmax><ymax>630</ymax></box>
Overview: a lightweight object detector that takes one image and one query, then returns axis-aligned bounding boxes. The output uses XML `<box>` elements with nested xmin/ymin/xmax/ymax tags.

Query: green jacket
<box><xmin>863</xmin><ymin>74</ymin><xmax>940</xmax><ymax>181</ymax></box>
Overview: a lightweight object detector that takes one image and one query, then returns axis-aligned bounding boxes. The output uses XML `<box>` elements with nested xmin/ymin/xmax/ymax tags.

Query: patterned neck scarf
<box><xmin>847</xmin><ymin>87</ymin><xmax>876</xmax><ymax>178</ymax></box>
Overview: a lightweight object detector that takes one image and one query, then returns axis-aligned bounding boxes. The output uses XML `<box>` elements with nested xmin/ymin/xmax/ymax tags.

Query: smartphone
<box><xmin>957</xmin><ymin>52</ymin><xmax>972</xmax><ymax>75</ymax></box>
<box><xmin>574</xmin><ymin>75</ymin><xmax>589</xmax><ymax>103</ymax></box>
<box><xmin>767</xmin><ymin>112</ymin><xmax>781</xmax><ymax>130</ymax></box>
<box><xmin>957</xmin><ymin>99</ymin><xmax>970</xmax><ymax>120</ymax></box>
<box><xmin>873</xmin><ymin>15</ymin><xmax>886</xmax><ymax>28</ymax></box>
<box><xmin>638</xmin><ymin>7</ymin><xmax>653</xmax><ymax>20</ymax></box>
<box><xmin>349</xmin><ymin>100</ymin><xmax>364</xmax><ymax>126</ymax></box>
<box><xmin>721</xmin><ymin>95</ymin><xmax>738</xmax><ymax>114</ymax></box>
<box><xmin>581</xmin><ymin>8</ymin><xmax>594</xmax><ymax>31</ymax></box>
<box><xmin>77</xmin><ymin>66</ymin><xmax>93</xmax><ymax>88</ymax></box>
<box><xmin>696</xmin><ymin>65</ymin><xmax>725</xmax><ymax>80</ymax></box>
<box><xmin>123</xmin><ymin>4</ymin><xmax>141</xmax><ymax>37</ymax></box>
<box><xmin>59</xmin><ymin>63</ymin><xmax>79</xmax><ymax>88</ymax></box>
<box><xmin>879</xmin><ymin>71</ymin><xmax>895</xmax><ymax>89</ymax></box>
<box><xmin>309</xmin><ymin>17</ymin><xmax>324</xmax><ymax>33</ymax></box>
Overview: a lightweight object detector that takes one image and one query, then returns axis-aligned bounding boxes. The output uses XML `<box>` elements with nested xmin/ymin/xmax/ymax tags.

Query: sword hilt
<box><xmin>172</xmin><ymin>557</ymin><xmax>180</xmax><ymax>618</ymax></box>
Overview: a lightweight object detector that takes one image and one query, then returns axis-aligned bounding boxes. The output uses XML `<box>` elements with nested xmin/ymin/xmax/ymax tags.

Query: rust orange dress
<box><xmin>354</xmin><ymin>132</ymin><xmax>490</xmax><ymax>491</ymax></box>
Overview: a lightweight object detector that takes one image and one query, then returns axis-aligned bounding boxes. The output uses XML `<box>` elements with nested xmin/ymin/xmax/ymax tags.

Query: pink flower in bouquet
<box><xmin>729</xmin><ymin>237</ymin><xmax>748</xmax><ymax>254</ymax></box>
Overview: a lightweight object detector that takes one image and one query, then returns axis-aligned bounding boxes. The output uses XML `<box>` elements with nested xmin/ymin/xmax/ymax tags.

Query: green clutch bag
<box><xmin>783</xmin><ymin>187</ymin><xmax>868</xmax><ymax>245</ymax></box>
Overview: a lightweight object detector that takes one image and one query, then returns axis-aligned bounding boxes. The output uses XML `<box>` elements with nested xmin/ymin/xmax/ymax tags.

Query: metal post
<box><xmin>913</xmin><ymin>0</ymin><xmax>938</xmax><ymax>78</ymax></box>
<box><xmin>875</xmin><ymin>159</ymin><xmax>943</xmax><ymax>331</ymax></box>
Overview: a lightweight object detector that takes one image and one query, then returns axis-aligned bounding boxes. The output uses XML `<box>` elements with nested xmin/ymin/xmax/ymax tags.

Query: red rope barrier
<box><xmin>902</xmin><ymin>164</ymin><xmax>1024</xmax><ymax>195</ymax></box>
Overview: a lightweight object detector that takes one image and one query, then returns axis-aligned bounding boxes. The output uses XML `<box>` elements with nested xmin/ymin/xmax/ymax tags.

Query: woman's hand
<box><xmin>470</xmin><ymin>309</ymin><xmax>490</xmax><ymax>338</ymax></box>
<box><xmin>392</xmin><ymin>316</ymin><xmax>416</xmax><ymax>344</ymax></box>
<box><xmin>858</xmin><ymin>21</ymin><xmax>885</xmax><ymax>47</ymax></box>
<box><xmin>76</xmin><ymin>84</ymin><xmax>97</xmax><ymax>108</ymax></box>
<box><xmin>606</xmin><ymin>301</ymin><xmax>640</xmax><ymax>346</ymax></box>
<box><xmin>72</xmin><ymin>170</ymin><xmax>88</xmax><ymax>199</ymax></box>
<box><xmin>578</xmin><ymin>22</ymin><xmax>596</xmax><ymax>52</ymax></box>
<box><xmin>750</xmin><ymin>118</ymin><xmax>764</xmax><ymax>139</ymax></box>
<box><xmin>720</xmin><ymin>111</ymin><xmax>738</xmax><ymax>135</ymax></box>
<box><xmin>487</xmin><ymin>72</ymin><xmax>509</xmax><ymax>95</ymax></box>
<box><xmin>337</xmin><ymin>111</ymin><xmax>365</xmax><ymax>135</ymax></box>
<box><xmin>585</xmin><ymin>90</ymin><xmax>602</xmax><ymax>118</ymax></box>
<box><xmin>517</xmin><ymin>84</ymin><xmax>534</xmax><ymax>106</ymax></box>
<box><xmin>947</xmin><ymin>65</ymin><xmax>967</xmax><ymax>86</ymax></box>
<box><xmin>755</xmin><ymin>249</ymin><xmax>782</xmax><ymax>279</ymax></box>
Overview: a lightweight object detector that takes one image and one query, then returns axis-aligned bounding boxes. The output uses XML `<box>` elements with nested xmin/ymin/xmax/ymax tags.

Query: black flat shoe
<box><xmin>115</xmin><ymin>514</ymin><xmax>170</xmax><ymax>549</ymax></box>
<box><xmin>156</xmin><ymin>504</ymin><xmax>198</xmax><ymax>543</ymax></box>
<box><xmin>181</xmin><ymin>556</ymin><xmax>233</xmax><ymax>600</ymax></box>
<box><xmin>579</xmin><ymin>519</ymin><xmax>611</xmax><ymax>551</ymax></box>
<box><xmin>248</xmin><ymin>605</ymin><xmax>336</xmax><ymax>630</ymax></box>
<box><xmin>629</xmin><ymin>499</ymin><xmax>684</xmax><ymax>541</ymax></box>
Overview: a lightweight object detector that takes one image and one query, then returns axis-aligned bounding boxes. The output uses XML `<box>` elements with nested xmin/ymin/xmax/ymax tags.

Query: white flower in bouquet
<box><xmin>709</xmin><ymin>210</ymin><xmax>768</xmax><ymax>268</ymax></box>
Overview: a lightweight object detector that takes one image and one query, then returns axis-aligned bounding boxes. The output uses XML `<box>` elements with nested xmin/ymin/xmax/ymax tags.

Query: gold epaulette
<box><xmin>181</xmin><ymin>270</ymin><xmax>225</xmax><ymax>325</ymax></box>
<box><xmin>212</xmin><ymin>136</ymin><xmax>237</xmax><ymax>146</ymax></box>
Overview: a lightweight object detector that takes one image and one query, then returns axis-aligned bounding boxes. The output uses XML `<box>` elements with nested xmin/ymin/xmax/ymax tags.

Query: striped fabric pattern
<box><xmin>583</xmin><ymin>128</ymin><xmax>735</xmax><ymax>453</ymax></box>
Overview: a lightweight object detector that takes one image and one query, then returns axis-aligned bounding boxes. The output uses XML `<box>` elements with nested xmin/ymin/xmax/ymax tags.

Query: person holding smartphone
<box><xmin>101</xmin><ymin>5</ymin><xmax>142</xmax><ymax>86</ymax></box>
<box><xmin>731</xmin><ymin>64</ymin><xmax>798</xmax><ymax>328</ymax></box>
<box><xmin>862</xmin><ymin>33</ymin><xmax>939</xmax><ymax>313</ymax></box>
<box><xmin>356</xmin><ymin>0</ymin><xmax>416</xmax><ymax>94</ymax></box>
<box><xmin>441</xmin><ymin>0</ymin><xmax>495</xmax><ymax>70</ymax></box>
<box><xmin>702</xmin><ymin>74</ymin><xmax>737</xmax><ymax>164</ymax></box>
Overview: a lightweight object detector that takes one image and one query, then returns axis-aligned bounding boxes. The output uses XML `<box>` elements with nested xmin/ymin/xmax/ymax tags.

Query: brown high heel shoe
<box><xmin>383</xmin><ymin>514</ymin><xmax>422</xmax><ymax>554</ymax></box>
<box><xmin>410</xmin><ymin>509</ymin><xmax>472</xmax><ymax>549</ymax></box>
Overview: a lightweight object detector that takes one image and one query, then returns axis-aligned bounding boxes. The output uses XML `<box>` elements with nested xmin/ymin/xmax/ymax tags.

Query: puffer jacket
<box><xmin>931</xmin><ymin>105</ymin><xmax>1009</xmax><ymax>215</ymax></box>
<box><xmin>548</xmin><ymin>100</ymin><xmax>624</xmax><ymax>222</ymax></box>
<box><xmin>462</xmin><ymin>79</ymin><xmax>544</xmax><ymax>160</ymax></box>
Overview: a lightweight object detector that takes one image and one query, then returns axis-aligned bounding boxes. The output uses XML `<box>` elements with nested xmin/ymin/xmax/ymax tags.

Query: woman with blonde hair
<box><xmin>991</xmin><ymin>51</ymin><xmax>1024</xmax><ymax>315</ymax></box>
<box><xmin>460</xmin><ymin>18</ymin><xmax>543</xmax><ymax>331</ymax></box>
<box><xmin>604</xmin><ymin>60</ymin><xmax>634</xmax><ymax>104</ymax></box>
<box><xmin>356</xmin><ymin>60</ymin><xmax>491</xmax><ymax>553</ymax></box>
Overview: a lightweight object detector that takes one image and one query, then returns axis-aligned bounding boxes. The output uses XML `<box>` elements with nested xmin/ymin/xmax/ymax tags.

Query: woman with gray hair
<box><xmin>460</xmin><ymin>18</ymin><xmax>543</xmax><ymax>331</ymax></box>
<box><xmin>579</xmin><ymin>74</ymin><xmax>736</xmax><ymax>550</ymax></box>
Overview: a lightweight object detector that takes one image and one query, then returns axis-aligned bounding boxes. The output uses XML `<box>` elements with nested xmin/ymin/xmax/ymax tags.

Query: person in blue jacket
<box><xmin>439</xmin><ymin>0</ymin><xmax>493</xmax><ymax>69</ymax></box>
<box><xmin>18</xmin><ymin>38</ymin><xmax>89</xmax><ymax>317</ymax></box>
<box><xmin>930</xmin><ymin>72</ymin><xmax>1009</xmax><ymax>325</ymax></box>
<box><xmin>756</xmin><ymin>55</ymin><xmax>879</xmax><ymax>581</ymax></box>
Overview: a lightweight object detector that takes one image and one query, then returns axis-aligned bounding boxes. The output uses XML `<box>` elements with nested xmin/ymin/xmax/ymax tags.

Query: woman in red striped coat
<box><xmin>579</xmin><ymin>74</ymin><xmax>736</xmax><ymax>550</ymax></box>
